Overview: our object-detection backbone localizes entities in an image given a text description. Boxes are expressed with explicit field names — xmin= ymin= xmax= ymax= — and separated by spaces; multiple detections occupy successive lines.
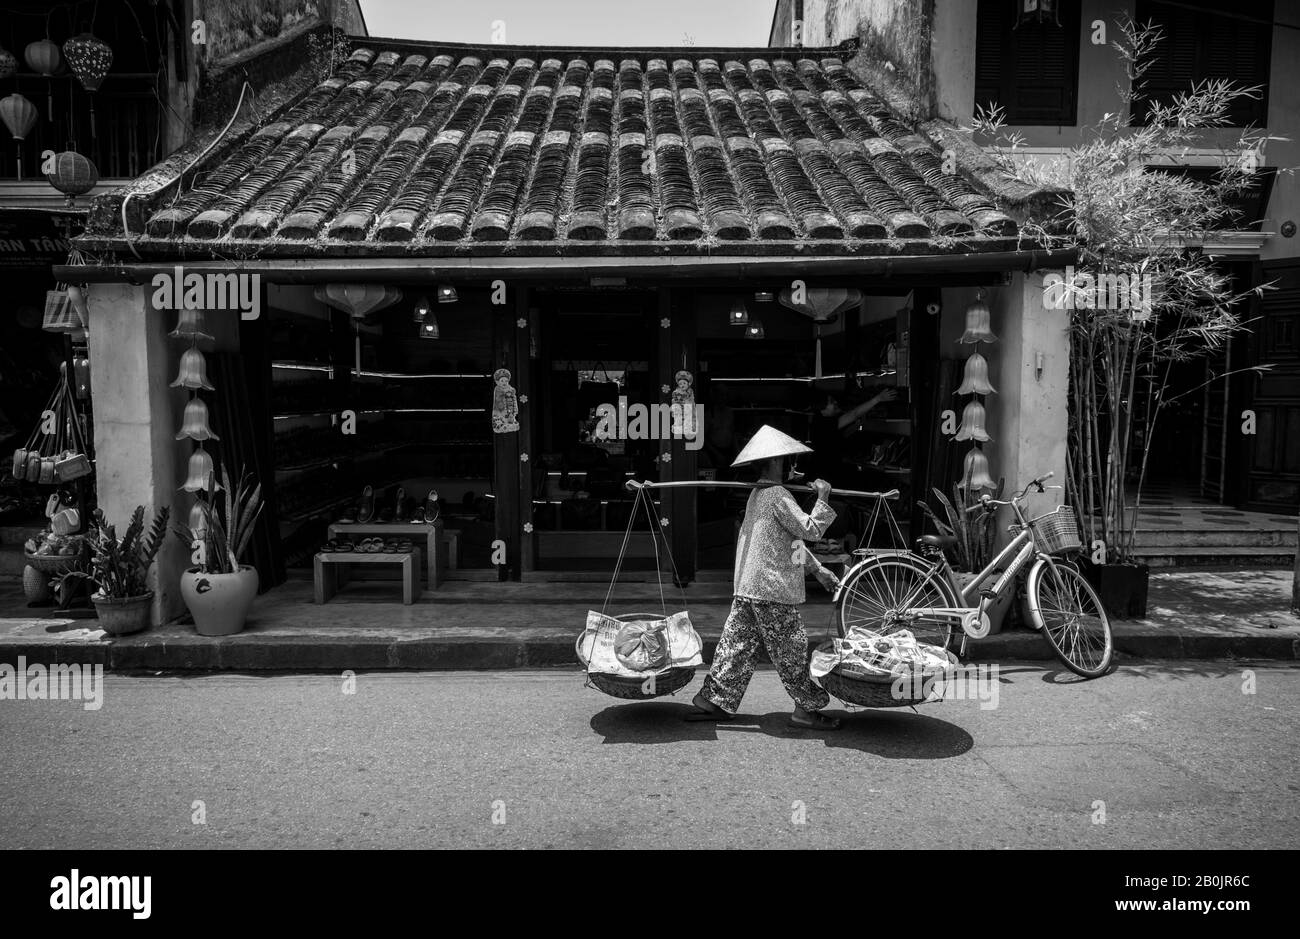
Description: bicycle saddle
xmin=917 ymin=534 xmax=958 ymax=550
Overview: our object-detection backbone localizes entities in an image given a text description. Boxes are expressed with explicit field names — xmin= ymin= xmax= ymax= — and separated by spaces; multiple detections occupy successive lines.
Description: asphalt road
xmin=1 ymin=663 xmax=1297 ymax=849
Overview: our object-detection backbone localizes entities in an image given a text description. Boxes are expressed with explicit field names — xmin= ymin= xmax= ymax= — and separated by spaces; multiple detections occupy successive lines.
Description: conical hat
xmin=731 ymin=425 xmax=813 ymax=467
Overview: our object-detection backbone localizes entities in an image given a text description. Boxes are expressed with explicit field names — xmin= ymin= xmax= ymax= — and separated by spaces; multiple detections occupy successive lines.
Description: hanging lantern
xmin=957 ymin=289 xmax=998 ymax=344
xmin=171 ymin=347 xmax=214 ymax=390
xmin=436 ymin=284 xmax=458 ymax=304
xmin=175 ymin=398 xmax=220 ymax=442
xmin=188 ymin=498 xmax=208 ymax=538
xmin=745 ymin=321 xmax=765 ymax=340
xmin=955 ymin=400 xmax=991 ymax=442
xmin=25 ymin=40 xmax=62 ymax=120
xmin=779 ymin=286 xmax=861 ymax=379
xmin=418 ymin=317 xmax=439 ymax=340
xmin=45 ymin=151 xmax=99 ymax=206
xmin=1 ymin=94 xmax=37 ymax=181
xmin=729 ymin=298 xmax=749 ymax=326
xmin=169 ymin=308 xmax=213 ymax=342
xmin=955 ymin=351 xmax=997 ymax=395
xmin=313 ymin=283 xmax=403 ymax=319
xmin=959 ymin=447 xmax=997 ymax=491
xmin=180 ymin=448 xmax=217 ymax=493
xmin=0 ymin=45 xmax=18 ymax=80
xmin=63 ymin=33 xmax=113 ymax=139
xmin=412 ymin=295 xmax=431 ymax=322
xmin=63 ymin=33 xmax=112 ymax=91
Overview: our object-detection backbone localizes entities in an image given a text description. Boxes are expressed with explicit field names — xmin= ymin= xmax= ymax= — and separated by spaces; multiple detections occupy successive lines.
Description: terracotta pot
xmin=92 ymin=591 xmax=153 ymax=635
xmin=181 ymin=565 xmax=258 ymax=636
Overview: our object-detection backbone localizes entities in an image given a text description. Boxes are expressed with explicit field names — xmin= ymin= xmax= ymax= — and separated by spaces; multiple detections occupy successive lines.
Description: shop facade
xmin=63 ymin=39 xmax=1074 ymax=625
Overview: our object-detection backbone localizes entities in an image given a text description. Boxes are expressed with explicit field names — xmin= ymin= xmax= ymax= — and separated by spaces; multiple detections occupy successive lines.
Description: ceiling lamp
xmin=754 ymin=290 xmax=774 ymax=303
xmin=419 ymin=317 xmax=440 ymax=340
xmin=413 ymin=295 xmax=431 ymax=322
xmin=729 ymin=298 xmax=749 ymax=326
xmin=744 ymin=321 xmax=765 ymax=340
xmin=436 ymin=284 xmax=458 ymax=304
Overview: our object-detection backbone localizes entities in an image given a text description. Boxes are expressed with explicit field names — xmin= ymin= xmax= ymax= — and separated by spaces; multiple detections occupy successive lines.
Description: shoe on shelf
xmin=394 ymin=486 xmax=409 ymax=522
xmin=424 ymin=489 xmax=441 ymax=524
xmin=356 ymin=485 xmax=375 ymax=523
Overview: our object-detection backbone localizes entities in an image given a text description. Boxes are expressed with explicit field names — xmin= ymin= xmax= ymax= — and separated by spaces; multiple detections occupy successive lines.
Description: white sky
xmin=358 ymin=0 xmax=776 ymax=47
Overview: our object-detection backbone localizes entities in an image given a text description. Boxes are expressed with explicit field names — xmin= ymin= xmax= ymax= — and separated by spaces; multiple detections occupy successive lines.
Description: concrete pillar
xmin=85 ymin=283 xmax=186 ymax=625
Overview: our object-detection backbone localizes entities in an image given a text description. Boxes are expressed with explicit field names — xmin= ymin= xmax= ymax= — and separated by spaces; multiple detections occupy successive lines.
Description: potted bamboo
xmin=972 ymin=16 xmax=1272 ymax=618
xmin=919 ymin=479 xmax=1013 ymax=633
xmin=70 ymin=505 xmax=171 ymax=635
xmin=174 ymin=464 xmax=263 ymax=637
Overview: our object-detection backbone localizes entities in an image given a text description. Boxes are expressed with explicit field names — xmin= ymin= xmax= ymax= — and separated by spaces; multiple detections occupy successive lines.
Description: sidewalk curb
xmin=0 ymin=625 xmax=1296 ymax=671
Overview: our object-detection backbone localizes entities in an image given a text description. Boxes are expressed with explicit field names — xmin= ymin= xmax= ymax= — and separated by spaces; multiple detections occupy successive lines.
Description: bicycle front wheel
xmin=1026 ymin=560 xmax=1113 ymax=678
xmin=836 ymin=556 xmax=958 ymax=649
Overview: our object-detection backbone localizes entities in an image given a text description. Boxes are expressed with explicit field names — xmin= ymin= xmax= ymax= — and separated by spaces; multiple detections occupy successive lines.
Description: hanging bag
xmin=575 ymin=484 xmax=703 ymax=699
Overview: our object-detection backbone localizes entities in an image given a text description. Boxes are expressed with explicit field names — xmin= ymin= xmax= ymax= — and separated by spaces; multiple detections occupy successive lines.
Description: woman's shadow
xmin=588 ymin=700 xmax=973 ymax=758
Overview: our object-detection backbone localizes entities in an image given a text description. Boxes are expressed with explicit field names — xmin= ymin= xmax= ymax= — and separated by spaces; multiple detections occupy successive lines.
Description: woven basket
xmin=820 ymin=650 xmax=960 ymax=708
xmin=1027 ymin=505 xmax=1082 ymax=556
xmin=587 ymin=667 xmax=696 ymax=700
xmin=24 ymin=552 xmax=78 ymax=574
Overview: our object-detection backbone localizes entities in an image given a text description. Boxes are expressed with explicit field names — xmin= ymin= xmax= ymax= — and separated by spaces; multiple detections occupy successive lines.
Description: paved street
xmin=1 ymin=662 xmax=1297 ymax=849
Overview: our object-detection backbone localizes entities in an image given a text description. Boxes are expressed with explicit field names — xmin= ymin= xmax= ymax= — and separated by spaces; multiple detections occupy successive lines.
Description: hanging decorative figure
xmin=491 ymin=368 xmax=520 ymax=433
xmin=684 ymin=425 xmax=844 ymax=731
xmin=670 ymin=369 xmax=695 ymax=439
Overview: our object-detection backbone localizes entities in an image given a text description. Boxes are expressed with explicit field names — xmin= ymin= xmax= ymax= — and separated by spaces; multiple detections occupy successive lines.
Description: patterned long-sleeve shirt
xmin=733 ymin=484 xmax=837 ymax=605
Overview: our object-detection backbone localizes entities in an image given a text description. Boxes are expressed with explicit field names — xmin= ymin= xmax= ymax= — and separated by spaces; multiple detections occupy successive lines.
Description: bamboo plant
xmin=173 ymin=464 xmax=264 ymax=575
xmin=919 ymin=477 xmax=1005 ymax=573
xmin=971 ymin=15 xmax=1281 ymax=564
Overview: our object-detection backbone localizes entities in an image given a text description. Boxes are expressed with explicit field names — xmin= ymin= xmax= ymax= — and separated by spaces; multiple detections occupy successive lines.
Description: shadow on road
xmin=589 ymin=702 xmax=974 ymax=758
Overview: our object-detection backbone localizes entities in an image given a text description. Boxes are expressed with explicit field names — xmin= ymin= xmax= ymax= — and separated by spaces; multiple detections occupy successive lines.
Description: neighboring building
xmin=770 ymin=0 xmax=1300 ymax=513
xmin=60 ymin=27 xmax=1079 ymax=625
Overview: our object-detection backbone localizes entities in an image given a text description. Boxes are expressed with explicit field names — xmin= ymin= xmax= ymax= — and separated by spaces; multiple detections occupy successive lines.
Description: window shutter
xmin=974 ymin=0 xmax=1080 ymax=125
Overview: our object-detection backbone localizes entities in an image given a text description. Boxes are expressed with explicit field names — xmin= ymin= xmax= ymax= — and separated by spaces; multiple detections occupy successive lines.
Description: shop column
xmin=85 ymin=283 xmax=187 ymax=625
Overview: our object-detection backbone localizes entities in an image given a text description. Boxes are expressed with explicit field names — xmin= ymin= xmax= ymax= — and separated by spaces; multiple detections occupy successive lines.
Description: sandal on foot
xmin=788 ymin=710 xmax=843 ymax=731
xmin=683 ymin=692 xmax=733 ymax=722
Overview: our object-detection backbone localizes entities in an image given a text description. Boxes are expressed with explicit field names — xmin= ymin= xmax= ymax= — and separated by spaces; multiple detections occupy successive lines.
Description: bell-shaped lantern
xmin=958 ymin=447 xmax=997 ymax=491
xmin=0 ymin=46 xmax=17 ymax=80
xmin=169 ymin=308 xmax=213 ymax=342
xmin=188 ymin=498 xmax=209 ymax=538
xmin=175 ymin=398 xmax=220 ymax=442
xmin=955 ymin=351 xmax=996 ymax=395
xmin=954 ymin=400 xmax=991 ymax=442
xmin=180 ymin=447 xmax=216 ymax=493
xmin=957 ymin=290 xmax=998 ymax=344
xmin=171 ymin=347 xmax=214 ymax=390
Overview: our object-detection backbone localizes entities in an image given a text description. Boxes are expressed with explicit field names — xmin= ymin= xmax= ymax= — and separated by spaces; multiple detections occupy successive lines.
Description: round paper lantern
xmin=0 ymin=46 xmax=17 ymax=80
xmin=63 ymin=33 xmax=112 ymax=92
xmin=25 ymin=39 xmax=61 ymax=76
xmin=46 ymin=151 xmax=99 ymax=205
xmin=0 ymin=94 xmax=38 ymax=140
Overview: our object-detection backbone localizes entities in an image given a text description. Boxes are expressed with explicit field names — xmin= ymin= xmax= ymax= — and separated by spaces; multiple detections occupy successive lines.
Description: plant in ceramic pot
xmin=173 ymin=464 xmax=263 ymax=637
xmin=70 ymin=505 xmax=170 ymax=635
xmin=919 ymin=479 xmax=1014 ymax=633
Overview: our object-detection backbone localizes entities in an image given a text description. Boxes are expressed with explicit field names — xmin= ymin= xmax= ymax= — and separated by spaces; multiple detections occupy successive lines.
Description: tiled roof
xmin=137 ymin=43 xmax=1024 ymax=255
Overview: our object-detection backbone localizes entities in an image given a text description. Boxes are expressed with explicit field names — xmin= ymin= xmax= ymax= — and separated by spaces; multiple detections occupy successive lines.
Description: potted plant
xmin=971 ymin=16 xmax=1274 ymax=618
xmin=71 ymin=505 xmax=170 ymax=635
xmin=173 ymin=464 xmax=263 ymax=636
xmin=919 ymin=479 xmax=1013 ymax=633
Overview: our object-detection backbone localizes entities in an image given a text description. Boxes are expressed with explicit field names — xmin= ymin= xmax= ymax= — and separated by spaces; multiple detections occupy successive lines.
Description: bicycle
xmin=831 ymin=472 xmax=1113 ymax=678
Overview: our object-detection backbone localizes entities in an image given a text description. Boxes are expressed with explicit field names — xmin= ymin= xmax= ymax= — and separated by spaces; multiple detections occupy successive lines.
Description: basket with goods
xmin=9 ymin=367 xmax=93 ymax=485
xmin=811 ymin=628 xmax=958 ymax=708
xmin=23 ymin=530 xmax=85 ymax=573
xmin=576 ymin=484 xmax=703 ymax=700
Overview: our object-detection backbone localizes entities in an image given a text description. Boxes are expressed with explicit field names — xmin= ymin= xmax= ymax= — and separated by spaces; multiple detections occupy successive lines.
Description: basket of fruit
xmin=24 ymin=532 xmax=84 ymax=573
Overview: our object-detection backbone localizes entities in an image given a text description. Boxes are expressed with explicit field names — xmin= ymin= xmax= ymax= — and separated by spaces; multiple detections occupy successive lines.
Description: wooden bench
xmin=314 ymin=549 xmax=420 ymax=605
xmin=329 ymin=521 xmax=444 ymax=587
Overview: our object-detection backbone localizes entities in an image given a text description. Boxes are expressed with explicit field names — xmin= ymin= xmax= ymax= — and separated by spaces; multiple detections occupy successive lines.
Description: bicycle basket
xmin=1026 ymin=505 xmax=1082 ymax=556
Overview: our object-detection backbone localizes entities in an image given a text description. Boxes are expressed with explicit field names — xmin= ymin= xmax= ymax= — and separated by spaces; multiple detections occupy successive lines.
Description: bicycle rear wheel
xmin=836 ymin=555 xmax=957 ymax=649
xmin=1026 ymin=560 xmax=1113 ymax=677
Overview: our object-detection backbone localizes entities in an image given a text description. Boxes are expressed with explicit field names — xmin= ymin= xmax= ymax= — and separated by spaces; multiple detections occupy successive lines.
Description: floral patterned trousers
xmin=699 ymin=597 xmax=831 ymax=714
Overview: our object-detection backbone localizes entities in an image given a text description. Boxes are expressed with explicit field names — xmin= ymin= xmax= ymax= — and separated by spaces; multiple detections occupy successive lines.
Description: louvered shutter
xmin=974 ymin=0 xmax=1080 ymax=125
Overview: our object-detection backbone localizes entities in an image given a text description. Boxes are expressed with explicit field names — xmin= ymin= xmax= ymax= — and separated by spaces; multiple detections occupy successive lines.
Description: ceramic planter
xmin=1083 ymin=561 xmax=1149 ymax=620
xmin=181 ymin=565 xmax=258 ymax=636
xmin=92 ymin=592 xmax=153 ymax=635
xmin=953 ymin=570 xmax=1014 ymax=635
